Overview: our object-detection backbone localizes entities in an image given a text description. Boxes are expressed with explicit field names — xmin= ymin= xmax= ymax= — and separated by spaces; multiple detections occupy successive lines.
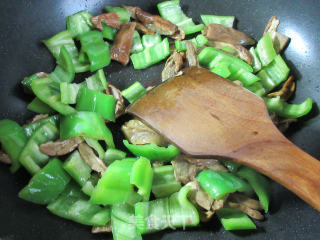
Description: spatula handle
xmin=228 ymin=140 xmax=320 ymax=211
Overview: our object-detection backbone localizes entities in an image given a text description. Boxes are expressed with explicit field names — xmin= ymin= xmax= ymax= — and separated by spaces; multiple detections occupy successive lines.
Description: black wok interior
xmin=0 ymin=0 xmax=319 ymax=239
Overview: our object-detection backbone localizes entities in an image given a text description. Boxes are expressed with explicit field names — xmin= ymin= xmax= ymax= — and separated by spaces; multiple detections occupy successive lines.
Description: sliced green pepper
xmin=23 ymin=115 xmax=59 ymax=138
xmin=197 ymin=170 xmax=252 ymax=199
xmin=60 ymin=111 xmax=114 ymax=148
xmin=84 ymin=68 xmax=108 ymax=92
xmin=79 ymin=30 xmax=111 ymax=72
xmin=121 ymin=81 xmax=146 ymax=103
xmin=60 ymin=82 xmax=81 ymax=104
xmin=47 ymin=181 xmax=111 ymax=226
xmin=131 ymin=31 xmax=144 ymax=54
xmin=246 ymin=81 xmax=266 ymax=97
xmin=19 ymin=122 xmax=59 ymax=175
xmin=102 ymin=23 xmax=117 ymax=41
xmin=265 ymin=96 xmax=313 ymax=118
xmin=19 ymin=158 xmax=70 ymax=204
xmin=157 ymin=0 xmax=204 ymax=34
xmin=152 ymin=165 xmax=181 ymax=198
xmin=249 ymin=47 xmax=262 ymax=73
xmin=112 ymin=213 xmax=142 ymax=240
xmin=130 ymin=38 xmax=170 ymax=69
xmin=130 ymin=157 xmax=153 ymax=201
xmin=21 ymin=73 xmax=42 ymax=93
xmin=67 ymin=10 xmax=93 ymax=38
xmin=142 ymin=34 xmax=162 ymax=49
xmin=256 ymin=33 xmax=277 ymax=66
xmin=0 ymin=120 xmax=27 ymax=172
xmin=90 ymin=158 xmax=137 ymax=205
xmin=63 ymin=150 xmax=91 ymax=187
xmin=237 ymin=166 xmax=271 ymax=212
xmin=81 ymin=173 xmax=99 ymax=196
xmin=216 ymin=208 xmax=256 ymax=230
xmin=123 ymin=140 xmax=180 ymax=162
xmin=111 ymin=203 xmax=136 ymax=224
xmin=200 ymin=14 xmax=235 ymax=27
xmin=31 ymin=77 xmax=76 ymax=115
xmin=76 ymin=87 xmax=116 ymax=121
xmin=84 ymin=137 xmax=105 ymax=159
xmin=104 ymin=148 xmax=126 ymax=165
xmin=27 ymin=97 xmax=55 ymax=114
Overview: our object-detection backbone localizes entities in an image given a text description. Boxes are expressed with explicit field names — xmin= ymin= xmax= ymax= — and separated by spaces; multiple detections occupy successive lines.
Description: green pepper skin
xmin=123 ymin=140 xmax=180 ymax=162
xmin=23 ymin=115 xmax=59 ymax=138
xmin=197 ymin=170 xmax=252 ymax=199
xmin=76 ymin=87 xmax=116 ymax=121
xmin=60 ymin=111 xmax=114 ymax=148
xmin=19 ymin=122 xmax=59 ymax=175
xmin=47 ymin=181 xmax=111 ymax=226
xmin=0 ymin=120 xmax=28 ymax=173
xmin=66 ymin=10 xmax=93 ymax=38
xmin=216 ymin=208 xmax=256 ymax=230
xmin=19 ymin=158 xmax=71 ymax=204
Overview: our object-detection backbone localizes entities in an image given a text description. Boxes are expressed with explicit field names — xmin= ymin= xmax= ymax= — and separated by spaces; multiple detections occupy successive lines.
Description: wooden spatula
xmin=127 ymin=67 xmax=320 ymax=211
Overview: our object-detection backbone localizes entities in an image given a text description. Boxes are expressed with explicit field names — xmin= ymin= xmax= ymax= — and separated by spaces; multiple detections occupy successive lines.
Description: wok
xmin=0 ymin=0 xmax=319 ymax=239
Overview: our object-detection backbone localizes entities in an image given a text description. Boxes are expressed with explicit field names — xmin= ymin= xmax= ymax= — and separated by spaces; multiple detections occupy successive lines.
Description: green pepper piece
xmin=79 ymin=30 xmax=111 ymax=72
xmin=130 ymin=157 xmax=153 ymax=201
xmin=256 ymin=33 xmax=277 ymax=66
xmin=47 ymin=181 xmax=111 ymax=226
xmin=90 ymin=158 xmax=137 ymax=205
xmin=157 ymin=0 xmax=204 ymax=35
xmin=221 ymin=160 xmax=241 ymax=173
xmin=60 ymin=82 xmax=81 ymax=104
xmin=249 ymin=47 xmax=262 ymax=73
xmin=81 ymin=173 xmax=99 ymax=196
xmin=19 ymin=122 xmax=59 ymax=175
xmin=200 ymin=14 xmax=235 ymax=27
xmin=104 ymin=148 xmax=126 ymax=165
xmin=105 ymin=6 xmax=130 ymax=23
xmin=67 ymin=10 xmax=93 ymax=38
xmin=130 ymin=38 xmax=170 ymax=69
xmin=111 ymin=214 xmax=142 ymax=240
xmin=84 ymin=137 xmax=105 ymax=159
xmin=152 ymin=165 xmax=181 ymax=198
xmin=228 ymin=68 xmax=260 ymax=87
xmin=21 ymin=73 xmax=41 ymax=93
xmin=216 ymin=208 xmax=256 ymax=230
xmin=63 ymin=150 xmax=91 ymax=187
xmin=168 ymin=185 xmax=199 ymax=227
xmin=210 ymin=62 xmax=231 ymax=78
xmin=121 ymin=81 xmax=146 ymax=103
xmin=123 ymin=140 xmax=180 ymax=162
xmin=197 ymin=170 xmax=252 ymax=199
xmin=0 ymin=120 xmax=27 ymax=173
xmin=246 ymin=81 xmax=266 ymax=97
xmin=131 ymin=31 xmax=144 ymax=54
xmin=135 ymin=198 xmax=170 ymax=234
xmin=76 ymin=87 xmax=116 ymax=121
xmin=111 ymin=203 xmax=136 ymax=224
xmin=237 ymin=166 xmax=271 ymax=212
xmin=142 ymin=34 xmax=162 ymax=49
xmin=31 ymin=77 xmax=76 ymax=115
xmin=265 ymin=96 xmax=313 ymax=118
xmin=27 ymin=97 xmax=55 ymax=114
xmin=175 ymin=34 xmax=208 ymax=51
xmin=84 ymin=69 xmax=108 ymax=92
xmin=101 ymin=23 xmax=117 ymax=41
xmin=19 ymin=158 xmax=70 ymax=204
xmin=23 ymin=115 xmax=59 ymax=138
xmin=60 ymin=111 xmax=114 ymax=148
xmin=198 ymin=47 xmax=253 ymax=73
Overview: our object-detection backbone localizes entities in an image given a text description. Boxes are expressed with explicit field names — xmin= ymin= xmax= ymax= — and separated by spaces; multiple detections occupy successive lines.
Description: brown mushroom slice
xmin=40 ymin=137 xmax=83 ymax=156
xmin=91 ymin=12 xmax=121 ymax=31
xmin=161 ymin=51 xmax=184 ymax=82
xmin=185 ymin=41 xmax=199 ymax=68
xmin=78 ymin=143 xmax=107 ymax=174
xmin=170 ymin=27 xmax=185 ymax=41
xmin=135 ymin=7 xmax=178 ymax=36
xmin=111 ymin=22 xmax=136 ymax=66
xmin=267 ymin=75 xmax=295 ymax=101
xmin=121 ymin=119 xmax=166 ymax=146
xmin=0 ymin=151 xmax=11 ymax=164
xmin=226 ymin=201 xmax=264 ymax=220
xmin=172 ymin=155 xmax=227 ymax=184
xmin=263 ymin=16 xmax=290 ymax=53
xmin=134 ymin=21 xmax=155 ymax=35
xmin=122 ymin=5 xmax=137 ymax=19
xmin=106 ymin=84 xmax=125 ymax=118
xmin=202 ymin=23 xmax=256 ymax=46
xmin=207 ymin=40 xmax=253 ymax=65
xmin=92 ymin=221 xmax=112 ymax=233
xmin=229 ymin=193 xmax=263 ymax=210
xmin=270 ymin=113 xmax=297 ymax=133
xmin=212 ymin=195 xmax=228 ymax=211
